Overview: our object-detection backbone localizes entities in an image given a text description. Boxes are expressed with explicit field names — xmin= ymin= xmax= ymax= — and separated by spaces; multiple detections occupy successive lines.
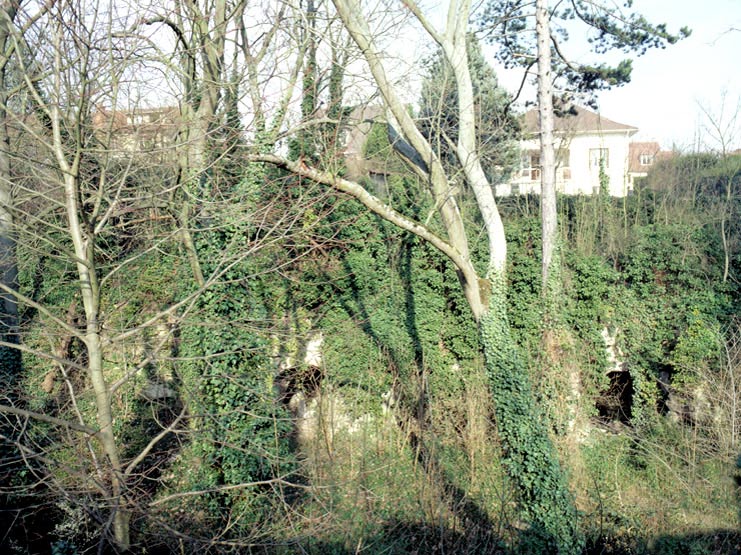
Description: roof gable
xmin=628 ymin=141 xmax=673 ymax=172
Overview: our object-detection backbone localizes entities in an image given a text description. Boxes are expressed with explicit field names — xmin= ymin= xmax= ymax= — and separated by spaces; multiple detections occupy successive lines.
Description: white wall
xmin=500 ymin=130 xmax=635 ymax=197
xmin=567 ymin=131 xmax=633 ymax=196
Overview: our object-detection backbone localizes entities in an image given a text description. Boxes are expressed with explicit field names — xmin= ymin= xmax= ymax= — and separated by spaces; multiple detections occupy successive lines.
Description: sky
xmin=491 ymin=0 xmax=741 ymax=152
xmin=597 ymin=0 xmax=741 ymax=151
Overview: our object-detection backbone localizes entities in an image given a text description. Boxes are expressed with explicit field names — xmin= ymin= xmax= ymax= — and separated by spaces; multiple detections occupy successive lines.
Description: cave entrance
xmin=596 ymin=371 xmax=633 ymax=424
xmin=275 ymin=364 xmax=323 ymax=415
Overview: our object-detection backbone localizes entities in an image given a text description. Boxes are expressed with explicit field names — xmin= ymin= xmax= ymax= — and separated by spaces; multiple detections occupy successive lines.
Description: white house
xmin=497 ymin=106 xmax=639 ymax=197
xmin=626 ymin=141 xmax=673 ymax=189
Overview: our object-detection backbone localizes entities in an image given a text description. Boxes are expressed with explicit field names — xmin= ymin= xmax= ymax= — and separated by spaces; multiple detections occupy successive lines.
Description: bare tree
xmin=0 ymin=0 xmax=298 ymax=548
xmin=252 ymin=0 xmax=583 ymax=550
xmin=0 ymin=0 xmax=47 ymax=387
xmin=0 ymin=0 xmax=181 ymax=546
xmin=0 ymin=1 xmax=18 ymax=386
xmin=535 ymin=0 xmax=557 ymax=296
xmin=698 ymin=93 xmax=741 ymax=283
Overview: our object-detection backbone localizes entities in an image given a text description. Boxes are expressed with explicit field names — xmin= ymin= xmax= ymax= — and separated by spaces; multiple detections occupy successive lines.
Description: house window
xmin=556 ymin=149 xmax=570 ymax=180
xmin=639 ymin=153 xmax=654 ymax=166
xmin=126 ymin=114 xmax=146 ymax=125
xmin=589 ymin=148 xmax=609 ymax=169
xmin=521 ymin=151 xmax=540 ymax=181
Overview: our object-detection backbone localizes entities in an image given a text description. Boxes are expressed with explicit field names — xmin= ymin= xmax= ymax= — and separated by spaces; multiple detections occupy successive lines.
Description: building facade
xmin=497 ymin=107 xmax=639 ymax=197
xmin=91 ymin=106 xmax=181 ymax=158
xmin=626 ymin=141 xmax=674 ymax=189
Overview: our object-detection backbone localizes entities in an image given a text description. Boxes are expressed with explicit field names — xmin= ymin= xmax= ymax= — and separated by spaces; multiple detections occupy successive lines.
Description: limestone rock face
xmin=601 ymin=326 xmax=627 ymax=375
xmin=303 ymin=332 xmax=323 ymax=368
xmin=293 ymin=392 xmax=379 ymax=445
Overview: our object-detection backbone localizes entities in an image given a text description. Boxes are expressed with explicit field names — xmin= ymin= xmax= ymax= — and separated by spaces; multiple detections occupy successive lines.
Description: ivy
xmin=670 ymin=309 xmax=722 ymax=379
xmin=481 ymin=273 xmax=583 ymax=554
xmin=174 ymin=164 xmax=297 ymax=533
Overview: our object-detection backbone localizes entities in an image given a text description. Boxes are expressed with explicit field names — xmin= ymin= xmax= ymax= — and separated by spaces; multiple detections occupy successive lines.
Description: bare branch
xmin=124 ymin=406 xmax=187 ymax=477
xmin=250 ymin=152 xmax=479 ymax=288
xmin=0 ymin=404 xmax=98 ymax=435
xmin=149 ymin=476 xmax=301 ymax=507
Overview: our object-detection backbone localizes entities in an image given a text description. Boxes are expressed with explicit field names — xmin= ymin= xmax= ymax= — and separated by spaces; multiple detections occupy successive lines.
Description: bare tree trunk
xmin=45 ymin=8 xmax=131 ymax=538
xmin=0 ymin=1 xmax=18 ymax=383
xmin=312 ymin=3 xmax=583 ymax=551
xmin=697 ymin=97 xmax=739 ymax=284
xmin=0 ymin=101 xmax=18 ymax=378
xmin=445 ymin=10 xmax=508 ymax=277
xmin=300 ymin=0 xmax=318 ymax=156
xmin=332 ymin=0 xmax=484 ymax=319
xmin=721 ymin=169 xmax=736 ymax=283
xmin=722 ymin=215 xmax=730 ymax=283
xmin=54 ymin=122 xmax=131 ymax=549
xmin=536 ymin=0 xmax=558 ymax=294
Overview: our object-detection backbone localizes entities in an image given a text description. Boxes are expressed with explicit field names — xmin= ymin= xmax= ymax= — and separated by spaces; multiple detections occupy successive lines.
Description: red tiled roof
xmin=628 ymin=141 xmax=673 ymax=173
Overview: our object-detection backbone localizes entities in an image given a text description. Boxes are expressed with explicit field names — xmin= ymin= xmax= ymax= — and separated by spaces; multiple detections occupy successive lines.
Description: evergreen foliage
xmin=418 ymin=35 xmax=521 ymax=185
xmin=7 ymin=141 xmax=741 ymax=553
xmin=175 ymin=166 xmax=297 ymax=535
xmin=479 ymin=0 xmax=690 ymax=105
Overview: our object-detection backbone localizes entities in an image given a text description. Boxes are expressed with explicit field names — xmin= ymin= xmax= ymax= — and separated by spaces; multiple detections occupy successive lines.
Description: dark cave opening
xmin=596 ymin=370 xmax=634 ymax=424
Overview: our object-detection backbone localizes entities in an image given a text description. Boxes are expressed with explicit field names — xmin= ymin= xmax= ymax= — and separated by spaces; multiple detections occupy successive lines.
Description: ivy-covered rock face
xmin=8 ymin=104 xmax=739 ymax=555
